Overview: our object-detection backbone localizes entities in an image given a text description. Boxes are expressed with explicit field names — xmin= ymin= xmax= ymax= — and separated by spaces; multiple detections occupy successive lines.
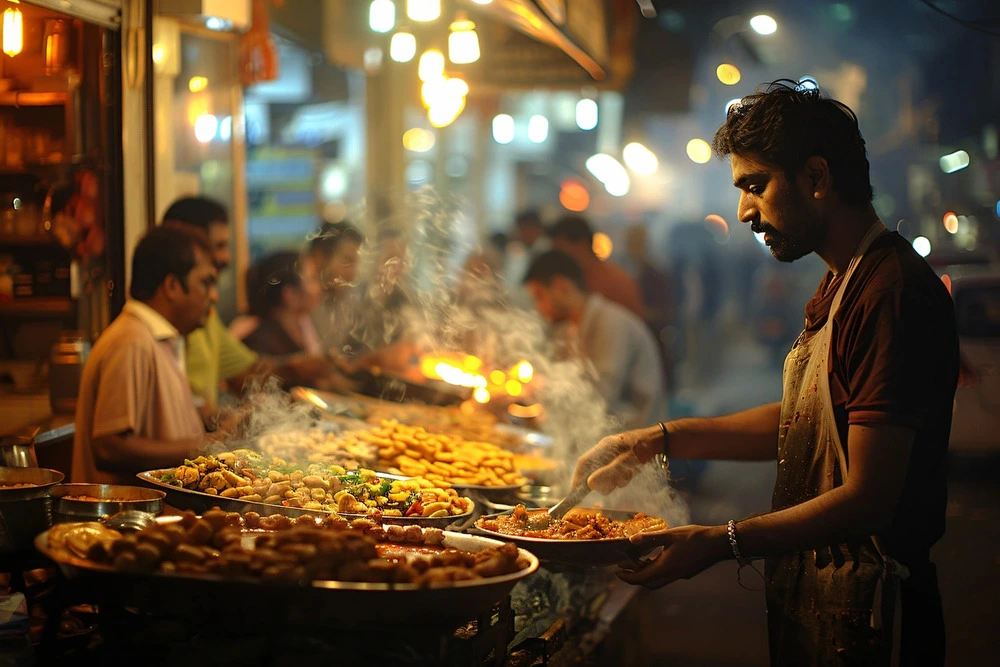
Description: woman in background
xmin=242 ymin=251 xmax=324 ymax=357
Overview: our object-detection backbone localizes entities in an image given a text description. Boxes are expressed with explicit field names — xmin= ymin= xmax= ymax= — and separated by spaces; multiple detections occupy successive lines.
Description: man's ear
xmin=161 ymin=274 xmax=183 ymax=302
xmin=802 ymin=156 xmax=832 ymax=200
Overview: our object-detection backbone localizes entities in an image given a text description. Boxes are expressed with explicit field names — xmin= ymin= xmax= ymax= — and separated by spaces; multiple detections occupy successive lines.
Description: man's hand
xmin=617 ymin=525 xmax=729 ymax=589
xmin=572 ymin=426 xmax=660 ymax=494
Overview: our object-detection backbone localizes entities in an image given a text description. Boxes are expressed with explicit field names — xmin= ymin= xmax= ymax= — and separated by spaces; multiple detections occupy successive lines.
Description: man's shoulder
xmin=853 ymin=233 xmax=950 ymax=305
xmin=86 ymin=314 xmax=157 ymax=369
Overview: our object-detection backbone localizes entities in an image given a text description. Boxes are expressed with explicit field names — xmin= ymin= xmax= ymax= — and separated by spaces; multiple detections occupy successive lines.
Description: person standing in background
xmin=625 ymin=224 xmax=676 ymax=397
xmin=548 ymin=215 xmax=645 ymax=318
xmin=303 ymin=221 xmax=364 ymax=358
xmin=503 ymin=210 xmax=551 ymax=308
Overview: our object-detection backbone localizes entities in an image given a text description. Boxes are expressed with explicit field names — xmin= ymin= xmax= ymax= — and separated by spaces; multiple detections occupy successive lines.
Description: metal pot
xmin=0 ymin=466 xmax=65 ymax=554
xmin=49 ymin=330 xmax=90 ymax=414
xmin=50 ymin=483 xmax=165 ymax=523
xmin=0 ymin=434 xmax=38 ymax=468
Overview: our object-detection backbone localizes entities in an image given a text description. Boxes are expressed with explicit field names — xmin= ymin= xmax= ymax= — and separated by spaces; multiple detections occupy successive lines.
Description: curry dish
xmin=476 ymin=504 xmax=667 ymax=540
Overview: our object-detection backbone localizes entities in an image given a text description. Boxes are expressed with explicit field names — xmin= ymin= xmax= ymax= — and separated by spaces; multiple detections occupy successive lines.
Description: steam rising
xmin=220 ymin=187 xmax=688 ymax=526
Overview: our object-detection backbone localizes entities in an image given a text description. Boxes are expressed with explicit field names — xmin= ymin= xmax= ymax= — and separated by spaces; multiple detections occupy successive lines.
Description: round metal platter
xmin=472 ymin=508 xmax=653 ymax=566
xmin=136 ymin=470 xmax=477 ymax=529
xmin=34 ymin=527 xmax=539 ymax=629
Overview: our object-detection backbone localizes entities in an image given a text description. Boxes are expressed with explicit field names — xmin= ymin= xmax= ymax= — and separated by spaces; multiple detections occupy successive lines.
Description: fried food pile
xmin=162 ymin=451 xmax=472 ymax=518
xmin=71 ymin=509 xmax=529 ymax=585
xmin=371 ymin=420 xmax=526 ymax=488
xmin=364 ymin=403 xmax=525 ymax=450
xmin=476 ymin=504 xmax=667 ymax=540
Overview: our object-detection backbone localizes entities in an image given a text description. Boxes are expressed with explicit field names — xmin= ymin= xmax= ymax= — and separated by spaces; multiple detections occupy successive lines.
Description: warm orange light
xmin=559 ymin=179 xmax=590 ymax=212
xmin=473 ymin=387 xmax=491 ymax=404
xmin=941 ymin=273 xmax=952 ymax=295
xmin=505 ymin=380 xmax=523 ymax=397
xmin=489 ymin=370 xmax=506 ymax=385
xmin=943 ymin=212 xmax=959 ymax=234
xmin=188 ymin=76 xmax=209 ymax=93
xmin=716 ymin=63 xmax=741 ymax=85
xmin=3 ymin=7 xmax=24 ymax=57
xmin=514 ymin=361 xmax=533 ymax=383
xmin=592 ymin=232 xmax=613 ymax=261
xmin=704 ymin=214 xmax=730 ymax=241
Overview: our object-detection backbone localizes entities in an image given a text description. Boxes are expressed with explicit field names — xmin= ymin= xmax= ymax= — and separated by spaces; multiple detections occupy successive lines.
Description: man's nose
xmin=737 ymin=194 xmax=758 ymax=224
xmin=209 ymin=285 xmax=219 ymax=304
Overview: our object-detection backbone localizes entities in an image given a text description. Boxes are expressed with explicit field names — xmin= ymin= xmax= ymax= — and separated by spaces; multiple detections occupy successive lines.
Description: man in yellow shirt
xmin=163 ymin=197 xmax=337 ymax=421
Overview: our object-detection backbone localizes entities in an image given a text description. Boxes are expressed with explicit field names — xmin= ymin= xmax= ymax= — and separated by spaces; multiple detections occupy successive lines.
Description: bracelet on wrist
xmin=654 ymin=422 xmax=670 ymax=475
xmin=727 ymin=519 xmax=751 ymax=567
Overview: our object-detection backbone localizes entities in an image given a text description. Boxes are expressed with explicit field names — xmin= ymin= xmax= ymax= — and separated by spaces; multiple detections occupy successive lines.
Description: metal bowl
xmin=0 ymin=434 xmax=39 ymax=468
xmin=50 ymin=484 xmax=165 ymax=523
xmin=0 ymin=466 xmax=65 ymax=553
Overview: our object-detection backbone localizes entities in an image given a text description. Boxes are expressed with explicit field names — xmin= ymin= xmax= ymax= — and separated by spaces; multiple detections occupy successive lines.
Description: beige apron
xmin=765 ymin=221 xmax=907 ymax=666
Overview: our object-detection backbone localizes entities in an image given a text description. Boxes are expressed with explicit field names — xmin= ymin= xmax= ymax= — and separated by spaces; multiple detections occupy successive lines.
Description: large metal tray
xmin=136 ymin=469 xmax=477 ymax=529
xmin=472 ymin=508 xmax=652 ymax=566
xmin=34 ymin=527 xmax=539 ymax=629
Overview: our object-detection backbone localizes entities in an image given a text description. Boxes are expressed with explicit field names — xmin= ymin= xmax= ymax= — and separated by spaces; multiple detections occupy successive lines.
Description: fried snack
xmin=370 ymin=420 xmax=527 ymax=488
xmin=161 ymin=452 xmax=472 ymax=518
xmin=476 ymin=504 xmax=667 ymax=540
xmin=80 ymin=509 xmax=529 ymax=585
xmin=47 ymin=522 xmax=122 ymax=560
xmin=364 ymin=404 xmax=525 ymax=450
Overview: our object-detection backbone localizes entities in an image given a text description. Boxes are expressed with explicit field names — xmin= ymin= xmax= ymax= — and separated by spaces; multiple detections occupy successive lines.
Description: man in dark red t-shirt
xmin=570 ymin=80 xmax=957 ymax=666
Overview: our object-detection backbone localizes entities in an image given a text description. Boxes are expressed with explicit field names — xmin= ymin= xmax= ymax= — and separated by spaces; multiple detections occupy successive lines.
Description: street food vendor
xmin=572 ymin=81 xmax=957 ymax=666
xmin=71 ymin=225 xmax=215 ymax=483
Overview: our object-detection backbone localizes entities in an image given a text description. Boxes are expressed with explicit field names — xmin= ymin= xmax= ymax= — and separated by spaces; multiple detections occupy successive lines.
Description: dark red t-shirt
xmin=801 ymin=231 xmax=958 ymax=565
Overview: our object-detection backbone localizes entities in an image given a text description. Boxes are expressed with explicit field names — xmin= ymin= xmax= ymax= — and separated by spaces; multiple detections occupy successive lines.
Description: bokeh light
xmin=912 ymin=236 xmax=932 ymax=257
xmin=716 ymin=64 xmax=741 ymax=86
xmin=943 ymin=212 xmax=959 ymax=234
xmin=402 ymin=128 xmax=435 ymax=153
xmin=749 ymin=14 xmax=777 ymax=35
xmin=686 ymin=138 xmax=712 ymax=164
xmin=592 ymin=232 xmax=614 ymax=261
xmin=559 ymin=179 xmax=590 ymax=212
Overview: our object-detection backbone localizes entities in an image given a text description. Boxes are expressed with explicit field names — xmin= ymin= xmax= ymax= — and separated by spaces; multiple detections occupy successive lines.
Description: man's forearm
xmin=733 ymin=484 xmax=883 ymax=559
xmin=661 ymin=402 xmax=781 ymax=461
xmin=93 ymin=433 xmax=202 ymax=473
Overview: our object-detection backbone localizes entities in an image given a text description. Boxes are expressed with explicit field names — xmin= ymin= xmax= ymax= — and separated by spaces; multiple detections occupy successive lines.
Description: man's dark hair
xmin=514 ymin=209 xmax=542 ymax=229
xmin=162 ymin=196 xmax=230 ymax=231
xmin=129 ymin=224 xmax=211 ymax=301
xmin=246 ymin=251 xmax=303 ymax=318
xmin=523 ymin=250 xmax=587 ymax=292
xmin=548 ymin=215 xmax=595 ymax=245
xmin=488 ymin=231 xmax=508 ymax=254
xmin=307 ymin=221 xmax=363 ymax=258
xmin=712 ymin=79 xmax=873 ymax=208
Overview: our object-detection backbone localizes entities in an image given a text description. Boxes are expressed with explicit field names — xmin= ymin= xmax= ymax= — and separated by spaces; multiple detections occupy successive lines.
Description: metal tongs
xmin=526 ymin=481 xmax=591 ymax=530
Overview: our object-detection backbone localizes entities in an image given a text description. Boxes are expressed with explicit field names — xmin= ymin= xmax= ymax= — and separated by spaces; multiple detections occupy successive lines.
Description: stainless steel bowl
xmin=0 ymin=434 xmax=39 ymax=468
xmin=50 ymin=484 xmax=165 ymax=523
xmin=0 ymin=466 xmax=65 ymax=553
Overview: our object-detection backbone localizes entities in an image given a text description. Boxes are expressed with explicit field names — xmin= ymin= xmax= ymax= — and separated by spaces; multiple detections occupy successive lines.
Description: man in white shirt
xmin=72 ymin=225 xmax=216 ymax=483
xmin=524 ymin=250 xmax=668 ymax=429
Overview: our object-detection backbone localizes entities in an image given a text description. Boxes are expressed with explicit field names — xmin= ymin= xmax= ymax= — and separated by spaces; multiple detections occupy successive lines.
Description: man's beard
xmin=752 ymin=219 xmax=816 ymax=263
